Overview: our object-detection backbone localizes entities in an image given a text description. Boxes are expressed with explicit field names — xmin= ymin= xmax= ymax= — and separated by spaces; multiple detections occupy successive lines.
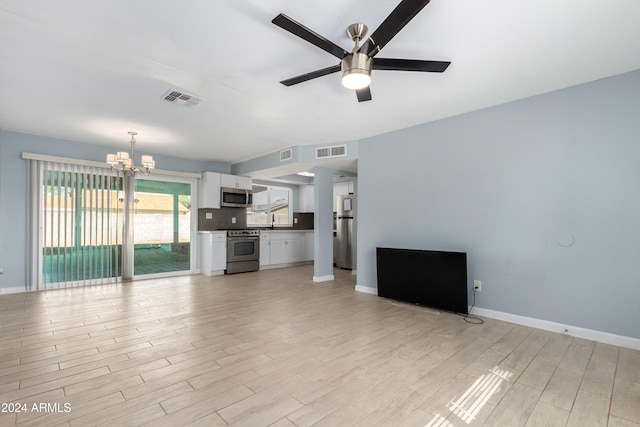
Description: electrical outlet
xmin=474 ymin=280 xmax=482 ymax=292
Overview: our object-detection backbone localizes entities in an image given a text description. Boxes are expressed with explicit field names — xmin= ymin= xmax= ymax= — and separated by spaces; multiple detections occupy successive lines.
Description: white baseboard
xmin=471 ymin=307 xmax=640 ymax=351
xmin=355 ymin=285 xmax=377 ymax=295
xmin=0 ymin=287 xmax=28 ymax=295
xmin=313 ymin=274 xmax=334 ymax=283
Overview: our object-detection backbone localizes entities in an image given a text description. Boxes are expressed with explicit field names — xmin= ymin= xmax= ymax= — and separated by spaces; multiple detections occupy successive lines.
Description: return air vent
xmin=316 ymin=147 xmax=331 ymax=159
xmin=316 ymin=144 xmax=347 ymax=159
xmin=280 ymin=148 xmax=292 ymax=162
xmin=331 ymin=145 xmax=346 ymax=157
xmin=162 ymin=89 xmax=202 ymax=107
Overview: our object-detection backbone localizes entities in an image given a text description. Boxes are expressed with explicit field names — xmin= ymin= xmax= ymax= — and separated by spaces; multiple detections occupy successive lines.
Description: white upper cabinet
xmin=334 ymin=181 xmax=350 ymax=196
xmin=298 ymin=184 xmax=314 ymax=213
xmin=202 ymin=172 xmax=252 ymax=208
xmin=220 ymin=174 xmax=252 ymax=190
xmin=202 ymin=172 xmax=221 ymax=208
xmin=300 ymin=181 xmax=355 ymax=212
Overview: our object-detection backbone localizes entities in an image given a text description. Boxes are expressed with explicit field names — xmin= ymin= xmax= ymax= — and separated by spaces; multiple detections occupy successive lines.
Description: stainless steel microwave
xmin=220 ymin=187 xmax=253 ymax=208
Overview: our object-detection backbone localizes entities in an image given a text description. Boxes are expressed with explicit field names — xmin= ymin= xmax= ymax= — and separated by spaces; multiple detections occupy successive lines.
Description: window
xmin=247 ymin=185 xmax=292 ymax=227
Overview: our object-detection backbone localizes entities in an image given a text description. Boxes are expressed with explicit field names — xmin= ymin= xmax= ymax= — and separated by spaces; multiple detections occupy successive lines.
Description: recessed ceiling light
xmin=297 ymin=172 xmax=314 ymax=177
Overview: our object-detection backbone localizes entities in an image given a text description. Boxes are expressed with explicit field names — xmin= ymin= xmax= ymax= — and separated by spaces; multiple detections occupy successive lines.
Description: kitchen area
xmin=198 ymin=171 xmax=355 ymax=277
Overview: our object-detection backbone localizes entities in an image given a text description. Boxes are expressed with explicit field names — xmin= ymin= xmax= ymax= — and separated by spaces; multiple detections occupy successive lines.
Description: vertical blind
xmin=32 ymin=160 xmax=123 ymax=289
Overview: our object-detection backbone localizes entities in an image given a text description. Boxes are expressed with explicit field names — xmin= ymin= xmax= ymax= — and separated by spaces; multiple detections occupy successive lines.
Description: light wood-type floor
xmin=1 ymin=265 xmax=639 ymax=426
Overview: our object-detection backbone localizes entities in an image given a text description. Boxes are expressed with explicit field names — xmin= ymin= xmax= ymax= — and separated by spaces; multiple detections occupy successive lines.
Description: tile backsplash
xmin=198 ymin=208 xmax=314 ymax=231
xmin=292 ymin=212 xmax=313 ymax=230
xmin=198 ymin=207 xmax=247 ymax=231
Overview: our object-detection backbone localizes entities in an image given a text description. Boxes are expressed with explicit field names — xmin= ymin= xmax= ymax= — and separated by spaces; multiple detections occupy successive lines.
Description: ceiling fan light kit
xmin=341 ymin=22 xmax=372 ymax=90
xmin=341 ymin=53 xmax=372 ymax=89
xmin=272 ymin=0 xmax=450 ymax=102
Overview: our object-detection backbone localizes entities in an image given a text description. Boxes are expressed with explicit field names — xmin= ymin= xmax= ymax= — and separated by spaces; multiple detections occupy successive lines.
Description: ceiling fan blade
xmin=360 ymin=0 xmax=431 ymax=57
xmin=272 ymin=14 xmax=348 ymax=59
xmin=373 ymin=58 xmax=450 ymax=72
xmin=356 ymin=87 xmax=372 ymax=102
xmin=280 ymin=64 xmax=341 ymax=86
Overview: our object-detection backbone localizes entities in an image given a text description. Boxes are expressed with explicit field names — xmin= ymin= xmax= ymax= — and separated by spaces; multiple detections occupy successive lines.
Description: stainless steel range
xmin=226 ymin=229 xmax=260 ymax=274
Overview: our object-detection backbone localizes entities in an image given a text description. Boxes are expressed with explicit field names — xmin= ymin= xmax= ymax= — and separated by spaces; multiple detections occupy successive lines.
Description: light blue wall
xmin=0 ymin=131 xmax=230 ymax=290
xmin=232 ymin=140 xmax=359 ymax=176
xmin=232 ymin=146 xmax=301 ymax=176
xmin=357 ymin=69 xmax=640 ymax=339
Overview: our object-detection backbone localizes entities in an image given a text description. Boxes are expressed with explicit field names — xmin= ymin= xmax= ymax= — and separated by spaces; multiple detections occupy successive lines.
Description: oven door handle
xmin=227 ymin=237 xmax=259 ymax=242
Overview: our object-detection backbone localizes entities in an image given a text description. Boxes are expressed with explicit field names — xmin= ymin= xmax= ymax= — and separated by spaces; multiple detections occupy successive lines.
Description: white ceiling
xmin=1 ymin=0 xmax=639 ymax=172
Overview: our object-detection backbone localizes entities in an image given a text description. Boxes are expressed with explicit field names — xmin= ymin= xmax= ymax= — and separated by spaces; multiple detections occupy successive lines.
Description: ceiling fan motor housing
xmin=341 ymin=52 xmax=372 ymax=89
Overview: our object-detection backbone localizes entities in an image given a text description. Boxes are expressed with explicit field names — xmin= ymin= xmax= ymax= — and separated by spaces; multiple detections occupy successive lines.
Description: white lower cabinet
xmin=212 ymin=235 xmax=227 ymax=271
xmin=287 ymin=238 xmax=302 ymax=263
xmin=202 ymin=230 xmax=313 ymax=274
xmin=201 ymin=232 xmax=227 ymax=276
xmin=272 ymin=232 xmax=303 ymax=264
xmin=269 ymin=239 xmax=287 ymax=265
xmin=260 ymin=231 xmax=313 ymax=268
xmin=259 ymin=231 xmax=270 ymax=266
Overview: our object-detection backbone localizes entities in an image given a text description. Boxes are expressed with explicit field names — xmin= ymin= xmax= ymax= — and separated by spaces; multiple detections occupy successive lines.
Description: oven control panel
xmin=227 ymin=230 xmax=260 ymax=237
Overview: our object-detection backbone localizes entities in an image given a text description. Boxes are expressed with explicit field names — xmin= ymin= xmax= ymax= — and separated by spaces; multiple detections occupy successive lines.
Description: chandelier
xmin=106 ymin=131 xmax=155 ymax=176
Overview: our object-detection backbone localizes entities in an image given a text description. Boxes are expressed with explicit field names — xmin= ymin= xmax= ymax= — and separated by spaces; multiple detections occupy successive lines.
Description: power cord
xmin=459 ymin=287 xmax=484 ymax=324
xmin=387 ymin=292 xmax=484 ymax=324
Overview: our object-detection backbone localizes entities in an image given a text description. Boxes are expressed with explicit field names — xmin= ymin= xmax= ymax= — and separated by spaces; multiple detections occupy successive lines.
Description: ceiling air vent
xmin=162 ymin=89 xmax=202 ymax=107
xmin=316 ymin=147 xmax=331 ymax=159
xmin=331 ymin=145 xmax=347 ymax=157
xmin=280 ymin=148 xmax=292 ymax=162
xmin=316 ymin=144 xmax=347 ymax=159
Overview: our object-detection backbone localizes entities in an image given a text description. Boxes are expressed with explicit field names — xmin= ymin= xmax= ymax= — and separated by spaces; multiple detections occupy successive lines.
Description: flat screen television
xmin=376 ymin=247 xmax=468 ymax=314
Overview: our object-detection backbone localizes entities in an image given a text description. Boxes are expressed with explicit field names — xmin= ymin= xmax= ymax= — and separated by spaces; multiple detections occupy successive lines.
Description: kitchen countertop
xmin=258 ymin=229 xmax=313 ymax=232
xmin=198 ymin=228 xmax=313 ymax=233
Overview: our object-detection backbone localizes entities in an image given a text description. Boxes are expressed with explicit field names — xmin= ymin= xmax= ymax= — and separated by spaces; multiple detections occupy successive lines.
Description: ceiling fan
xmin=272 ymin=0 xmax=451 ymax=102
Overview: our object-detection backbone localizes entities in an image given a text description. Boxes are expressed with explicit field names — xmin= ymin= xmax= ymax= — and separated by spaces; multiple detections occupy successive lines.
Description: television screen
xmin=376 ymin=247 xmax=468 ymax=314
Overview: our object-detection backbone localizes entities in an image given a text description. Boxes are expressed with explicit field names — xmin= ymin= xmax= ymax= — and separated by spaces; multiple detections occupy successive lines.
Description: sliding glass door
xmin=39 ymin=163 xmax=123 ymax=288
xmin=132 ymin=177 xmax=193 ymax=277
xmin=32 ymin=159 xmax=196 ymax=289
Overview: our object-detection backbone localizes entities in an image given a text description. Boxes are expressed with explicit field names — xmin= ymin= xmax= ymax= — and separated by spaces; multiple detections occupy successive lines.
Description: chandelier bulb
xmin=106 ymin=131 xmax=154 ymax=175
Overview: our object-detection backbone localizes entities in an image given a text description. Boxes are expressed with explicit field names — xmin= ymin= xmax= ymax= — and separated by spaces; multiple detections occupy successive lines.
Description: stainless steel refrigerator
xmin=335 ymin=194 xmax=354 ymax=269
